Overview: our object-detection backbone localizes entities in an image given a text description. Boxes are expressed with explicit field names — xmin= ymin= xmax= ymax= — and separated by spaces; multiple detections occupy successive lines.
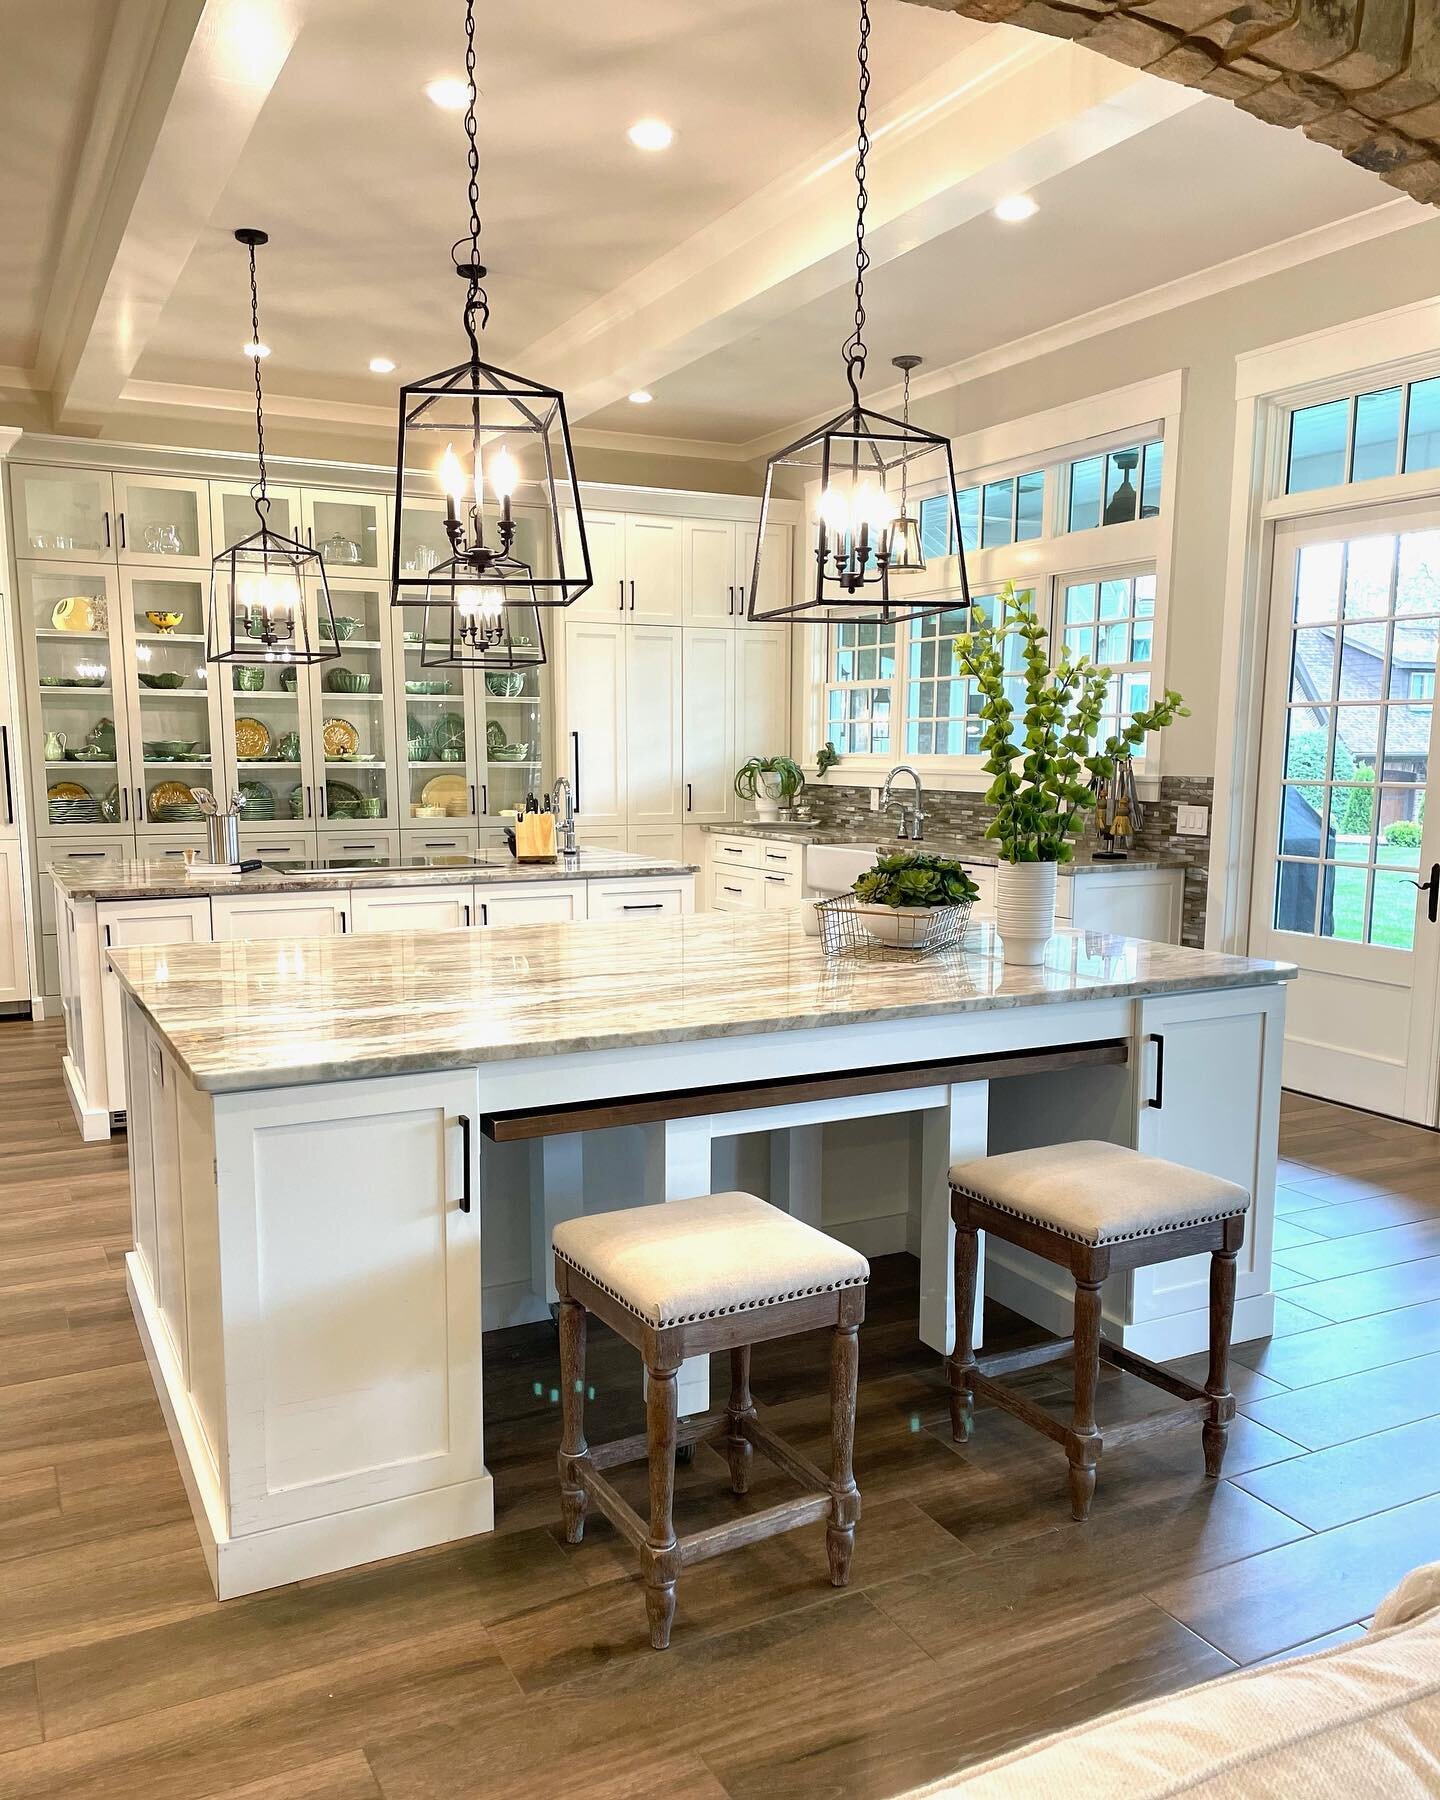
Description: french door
xmin=1250 ymin=499 xmax=1440 ymax=1122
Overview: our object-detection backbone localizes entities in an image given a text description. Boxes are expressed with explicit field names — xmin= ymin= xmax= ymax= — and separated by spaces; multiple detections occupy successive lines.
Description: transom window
xmin=1286 ymin=376 xmax=1440 ymax=495
xmin=1066 ymin=440 xmax=1164 ymax=532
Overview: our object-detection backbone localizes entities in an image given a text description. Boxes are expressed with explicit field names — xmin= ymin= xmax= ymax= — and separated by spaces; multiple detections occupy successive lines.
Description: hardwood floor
xmin=0 ymin=1020 xmax=1437 ymax=1797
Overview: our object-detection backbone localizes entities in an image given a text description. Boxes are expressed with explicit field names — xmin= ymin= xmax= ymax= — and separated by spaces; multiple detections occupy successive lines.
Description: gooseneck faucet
xmin=881 ymin=764 xmax=926 ymax=842
xmin=551 ymin=775 xmax=578 ymax=857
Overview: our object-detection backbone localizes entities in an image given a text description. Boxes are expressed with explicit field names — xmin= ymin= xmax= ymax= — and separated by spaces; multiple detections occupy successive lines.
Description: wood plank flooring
xmin=0 ymin=1022 xmax=1437 ymax=1797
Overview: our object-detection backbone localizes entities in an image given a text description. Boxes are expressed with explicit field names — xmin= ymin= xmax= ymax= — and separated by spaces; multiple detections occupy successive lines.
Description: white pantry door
xmin=1249 ymin=501 xmax=1440 ymax=1122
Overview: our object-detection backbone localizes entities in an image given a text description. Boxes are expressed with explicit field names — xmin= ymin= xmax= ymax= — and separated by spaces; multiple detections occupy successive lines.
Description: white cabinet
xmin=626 ymin=626 xmax=683 ymax=833
xmin=401 ymin=826 xmax=481 ymax=859
xmin=623 ymin=515 xmax=683 ymax=623
xmin=301 ymin=488 xmax=388 ymax=578
xmin=682 ymin=626 xmax=735 ymax=825
xmin=98 ymin=896 xmax=212 ymax=1113
xmin=682 ymin=520 xmax=742 ymax=624
xmin=351 ymin=884 xmax=475 ymax=933
xmin=478 ymin=882 xmax=586 ymax=926
xmin=735 ymin=625 xmax=790 ymax=765
xmin=563 ymin=618 xmax=628 ymax=830
xmin=113 ymin=474 xmax=211 ymax=568
xmin=0 ymin=840 xmax=28 ymax=1004
xmin=628 ymin=825 xmax=685 ymax=862
xmin=712 ymin=866 xmax=762 ymax=911
xmin=211 ymin=892 xmax=351 ymax=939
xmin=588 ymin=874 xmax=694 ymax=919
xmin=210 ymin=481 xmax=304 ymax=556
xmin=738 ymin=520 xmax=792 ymax=623
xmin=10 ymin=465 xmax=115 ymax=559
xmin=563 ymin=508 xmax=626 ymax=619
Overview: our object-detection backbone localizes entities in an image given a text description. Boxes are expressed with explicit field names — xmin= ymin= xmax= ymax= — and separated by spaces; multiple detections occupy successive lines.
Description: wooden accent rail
xmin=480 ymin=1038 xmax=1128 ymax=1141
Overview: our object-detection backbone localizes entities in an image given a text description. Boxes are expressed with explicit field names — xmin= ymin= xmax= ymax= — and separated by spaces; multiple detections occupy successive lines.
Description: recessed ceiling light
xmin=627 ymin=119 xmax=674 ymax=152
xmin=425 ymin=77 xmax=469 ymax=111
xmin=993 ymin=194 xmax=1038 ymax=223
xmin=242 ymin=340 xmax=270 ymax=358
xmin=628 ymin=389 xmax=653 ymax=405
xmin=368 ymin=356 xmax=396 ymax=374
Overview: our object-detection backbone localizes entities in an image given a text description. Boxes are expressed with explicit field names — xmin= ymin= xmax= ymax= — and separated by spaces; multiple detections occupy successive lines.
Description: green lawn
xmin=1329 ymin=842 xmax=1423 ymax=949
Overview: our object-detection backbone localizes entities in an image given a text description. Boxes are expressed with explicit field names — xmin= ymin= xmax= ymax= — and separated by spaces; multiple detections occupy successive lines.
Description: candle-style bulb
xmin=489 ymin=447 xmax=519 ymax=502
xmin=439 ymin=444 xmax=467 ymax=504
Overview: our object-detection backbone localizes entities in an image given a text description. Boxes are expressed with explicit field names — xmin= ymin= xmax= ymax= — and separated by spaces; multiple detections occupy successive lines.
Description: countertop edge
xmin=50 ymin=857 xmax=699 ymax=901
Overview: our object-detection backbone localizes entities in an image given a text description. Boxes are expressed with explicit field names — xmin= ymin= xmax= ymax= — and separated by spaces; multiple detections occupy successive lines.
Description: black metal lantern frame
xmin=417 ymin=555 xmax=546 ymax=670
xmin=747 ymin=0 xmax=970 ymax=627
xmin=390 ymin=0 xmax=591 ymax=616
xmin=208 ymin=228 xmax=340 ymax=667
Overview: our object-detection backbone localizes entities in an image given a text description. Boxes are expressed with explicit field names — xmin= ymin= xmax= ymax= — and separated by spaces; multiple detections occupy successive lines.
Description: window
xmin=824 ymin=619 xmax=896 ymax=755
xmin=1286 ymin=375 xmax=1440 ymax=495
xmin=1061 ymin=572 xmax=1156 ymax=747
xmin=902 ymin=592 xmax=1028 ymax=757
xmin=917 ymin=468 xmax=1044 ymax=554
xmin=1407 ymin=668 xmax=1436 ymax=710
xmin=1066 ymin=440 xmax=1163 ymax=532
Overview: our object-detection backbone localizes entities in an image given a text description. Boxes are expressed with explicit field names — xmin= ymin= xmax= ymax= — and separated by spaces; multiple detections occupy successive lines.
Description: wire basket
xmin=815 ymin=892 xmax=975 ymax=959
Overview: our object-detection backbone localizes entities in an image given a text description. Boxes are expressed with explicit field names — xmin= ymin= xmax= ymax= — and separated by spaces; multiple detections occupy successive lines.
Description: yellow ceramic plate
xmin=322 ymin=716 xmax=359 ymax=757
xmin=234 ymin=716 xmax=272 ymax=761
xmin=420 ymin=774 xmax=469 ymax=818
xmin=51 ymin=596 xmax=97 ymax=633
xmin=147 ymin=780 xmax=194 ymax=809
xmin=47 ymin=780 xmax=91 ymax=800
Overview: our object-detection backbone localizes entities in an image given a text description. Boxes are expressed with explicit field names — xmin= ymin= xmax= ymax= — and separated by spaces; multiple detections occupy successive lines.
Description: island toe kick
xmin=117 ymin=952 xmax=1287 ymax=1599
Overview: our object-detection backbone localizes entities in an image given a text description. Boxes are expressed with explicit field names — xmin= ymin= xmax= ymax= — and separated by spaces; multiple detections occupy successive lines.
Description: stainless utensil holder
xmin=207 ymin=814 xmax=240 ymax=865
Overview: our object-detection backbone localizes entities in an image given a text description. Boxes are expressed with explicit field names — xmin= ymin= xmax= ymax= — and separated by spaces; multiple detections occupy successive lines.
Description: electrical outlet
xmin=1175 ymin=803 xmax=1209 ymax=837
xmin=870 ymin=787 xmax=883 ymax=813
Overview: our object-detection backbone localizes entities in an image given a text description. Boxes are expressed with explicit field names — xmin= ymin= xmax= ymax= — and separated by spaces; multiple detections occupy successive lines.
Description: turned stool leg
xmin=1068 ymin=1279 xmax=1103 ymax=1521
xmin=827 ymin=1323 xmax=861 ymax=1587
xmin=557 ymin=1298 xmax=588 ymax=1544
xmin=642 ymin=1363 xmax=680 ymax=1649
xmin=1203 ymin=1248 xmax=1239 ymax=1478
xmin=949 ymin=1208 xmax=979 ymax=1442
xmin=725 ymin=1346 xmax=755 ymax=1494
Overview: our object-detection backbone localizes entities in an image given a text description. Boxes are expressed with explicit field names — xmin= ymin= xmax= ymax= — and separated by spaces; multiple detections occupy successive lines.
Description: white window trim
xmin=796 ymin=373 xmax=1184 ymax=794
xmin=1212 ymin=297 xmax=1440 ymax=957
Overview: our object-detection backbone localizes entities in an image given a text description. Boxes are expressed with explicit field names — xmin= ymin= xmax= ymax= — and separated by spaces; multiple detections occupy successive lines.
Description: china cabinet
xmin=301 ymin=488 xmax=388 ymax=577
xmin=112 ymin=474 xmax=211 ymax=567
xmin=11 ymin=466 xmax=115 ymax=560
xmin=209 ymin=480 xmax=303 ymax=555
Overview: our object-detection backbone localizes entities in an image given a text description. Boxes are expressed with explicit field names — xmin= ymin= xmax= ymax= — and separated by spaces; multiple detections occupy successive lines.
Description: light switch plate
xmin=870 ymin=788 xmax=883 ymax=812
xmin=1176 ymin=803 xmax=1209 ymax=837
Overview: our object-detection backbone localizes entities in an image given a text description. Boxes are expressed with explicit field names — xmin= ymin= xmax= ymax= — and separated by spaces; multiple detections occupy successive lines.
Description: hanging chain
xmin=247 ymin=239 xmax=270 ymax=520
xmin=842 ymin=0 xmax=871 ymax=404
xmin=453 ymin=0 xmax=489 ymax=368
xmin=899 ymin=359 xmax=911 ymax=514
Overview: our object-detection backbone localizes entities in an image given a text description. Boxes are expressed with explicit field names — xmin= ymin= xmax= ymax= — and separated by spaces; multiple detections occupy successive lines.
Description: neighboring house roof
xmin=1290 ymin=626 xmax=1434 ymax=764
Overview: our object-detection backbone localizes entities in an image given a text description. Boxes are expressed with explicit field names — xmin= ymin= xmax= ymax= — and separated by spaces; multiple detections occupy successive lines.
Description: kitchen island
xmin=52 ymin=848 xmax=696 ymax=1139
xmin=107 ymin=910 xmax=1292 ymax=1598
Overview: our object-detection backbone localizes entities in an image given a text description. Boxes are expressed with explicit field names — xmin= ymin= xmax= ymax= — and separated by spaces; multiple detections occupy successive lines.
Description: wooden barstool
xmin=553 ymin=1191 xmax=869 ymax=1649
xmin=946 ymin=1141 xmax=1248 ymax=1519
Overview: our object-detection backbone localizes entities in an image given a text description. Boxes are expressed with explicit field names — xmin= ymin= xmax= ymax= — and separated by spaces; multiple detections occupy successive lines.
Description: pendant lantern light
xmin=417 ymin=573 xmax=546 ymax=672
xmin=887 ymin=354 xmax=927 ymax=573
xmin=390 ymin=0 xmax=591 ymax=637
xmin=207 ymin=229 xmax=340 ymax=667
xmin=746 ymin=0 xmax=969 ymax=626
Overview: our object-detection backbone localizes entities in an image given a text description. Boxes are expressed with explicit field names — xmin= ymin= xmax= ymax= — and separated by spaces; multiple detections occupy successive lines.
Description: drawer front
xmin=587 ymin=877 xmax=692 ymax=920
xmin=401 ymin=826 xmax=480 ymax=858
xmin=751 ymin=840 xmax=802 ymax=879
xmin=711 ymin=866 xmax=762 ymax=911
xmin=319 ymin=830 xmax=401 ymax=863
xmin=350 ymin=884 xmax=474 ymax=933
xmin=709 ymin=835 xmax=751 ymax=873
xmin=135 ymin=831 xmax=206 ymax=866
xmin=238 ymin=829 xmax=317 ymax=863
xmin=760 ymin=870 xmax=801 ymax=909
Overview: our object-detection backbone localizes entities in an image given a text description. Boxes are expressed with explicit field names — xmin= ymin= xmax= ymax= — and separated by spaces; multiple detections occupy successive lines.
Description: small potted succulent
xmin=851 ymin=851 xmax=980 ymax=948
xmin=734 ymin=754 xmax=805 ymax=821
xmin=954 ymin=582 xmax=1188 ymax=965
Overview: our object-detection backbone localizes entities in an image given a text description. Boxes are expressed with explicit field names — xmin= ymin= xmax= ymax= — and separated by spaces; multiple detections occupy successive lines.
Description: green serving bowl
xmin=138 ymin=671 xmax=187 ymax=690
xmin=324 ymin=668 xmax=372 ymax=693
xmin=279 ymin=666 xmax=299 ymax=691
xmin=484 ymin=671 xmax=525 ymax=698
xmin=320 ymin=615 xmax=359 ymax=642
xmin=233 ymin=665 xmax=266 ymax=692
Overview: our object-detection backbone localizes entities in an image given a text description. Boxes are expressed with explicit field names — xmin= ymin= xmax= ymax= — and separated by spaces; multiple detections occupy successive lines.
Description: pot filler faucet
xmin=881 ymin=764 xmax=926 ymax=842
xmin=551 ymin=775 xmax=578 ymax=857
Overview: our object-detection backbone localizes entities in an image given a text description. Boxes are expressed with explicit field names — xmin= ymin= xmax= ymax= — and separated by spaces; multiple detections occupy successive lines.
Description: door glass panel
xmin=218 ymin=489 xmax=296 ymax=548
xmin=231 ymin=634 xmax=308 ymax=829
xmin=311 ymin=496 xmax=384 ymax=573
xmin=29 ymin=569 xmax=121 ymax=828
xmin=396 ymin=498 xmax=452 ymax=577
xmin=319 ymin=586 xmax=390 ymax=824
xmin=123 ymin=482 xmax=202 ymax=558
xmin=17 ymin=469 xmax=110 ymax=555
xmin=1271 ymin=526 xmax=1437 ymax=949
xmin=130 ymin=576 xmax=216 ymax=827
xmin=402 ymin=611 xmax=472 ymax=822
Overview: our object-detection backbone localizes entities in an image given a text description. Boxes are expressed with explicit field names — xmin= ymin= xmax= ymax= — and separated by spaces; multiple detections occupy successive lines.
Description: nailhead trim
xmin=552 ymin=1246 xmax=868 ymax=1329
xmin=950 ymin=1181 xmax=1248 ymax=1248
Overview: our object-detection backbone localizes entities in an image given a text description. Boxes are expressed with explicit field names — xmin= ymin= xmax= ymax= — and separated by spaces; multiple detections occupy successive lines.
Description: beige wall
xmin=907 ymin=214 xmax=1440 ymax=776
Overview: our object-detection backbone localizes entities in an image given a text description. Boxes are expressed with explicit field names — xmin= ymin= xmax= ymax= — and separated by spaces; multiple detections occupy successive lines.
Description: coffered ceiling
xmin=0 ymin=0 xmax=1424 ymax=461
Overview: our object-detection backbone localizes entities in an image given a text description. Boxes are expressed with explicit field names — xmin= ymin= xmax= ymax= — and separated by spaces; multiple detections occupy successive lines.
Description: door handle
xmin=135 ymin=787 xmax=144 ymax=822
xmin=117 ymin=513 xmax=127 ymax=550
xmin=469 ymin=784 xmax=476 ymax=816
xmin=1414 ymin=863 xmax=1440 ymax=925
xmin=457 ymin=1113 xmax=472 ymax=1212
xmin=463 ymin=903 xmax=472 ymax=926
xmin=1146 ymin=1032 xmax=1165 ymax=1110
xmin=728 ymin=585 xmax=735 ymax=617
xmin=102 ymin=511 xmax=111 ymax=549
xmin=738 ymin=585 xmax=746 ymax=614
xmin=304 ymin=785 xmax=312 ymax=818
xmin=120 ymin=786 xmax=130 ymax=821
xmin=0 ymin=725 xmax=12 ymax=827
xmin=618 ymin=579 xmax=624 ymax=612
xmin=571 ymin=731 xmax=581 ymax=813
xmin=629 ymin=579 xmax=636 ymax=611
xmin=339 ymin=910 xmax=348 ymax=933
xmin=686 ymin=782 xmax=693 ymax=813
xmin=481 ymin=782 xmax=488 ymax=815
xmin=623 ymin=902 xmax=665 ymax=911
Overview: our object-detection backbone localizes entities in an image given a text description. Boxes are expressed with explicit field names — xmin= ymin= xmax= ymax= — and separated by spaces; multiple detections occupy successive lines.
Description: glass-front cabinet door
xmin=391 ymin=494 xmax=451 ymax=586
xmin=311 ymin=582 xmax=394 ymax=830
xmin=121 ymin=573 xmax=225 ymax=834
xmin=11 ymin=466 xmax=115 ymax=560
xmin=302 ymin=489 xmax=388 ymax=578
xmin=113 ymin=474 xmax=211 ymax=568
xmin=475 ymin=659 xmax=545 ymax=824
xmin=20 ymin=563 xmax=135 ymax=836
xmin=216 ymin=612 xmax=321 ymax=838
xmin=394 ymin=608 xmax=480 ymax=829
xmin=210 ymin=482 xmax=303 ymax=560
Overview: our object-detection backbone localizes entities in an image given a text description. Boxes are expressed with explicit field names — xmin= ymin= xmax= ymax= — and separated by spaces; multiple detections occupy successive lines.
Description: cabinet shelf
xmin=40 ymin=686 xmax=114 ymax=697
xmin=46 ymin=758 xmax=117 ymax=767
xmin=135 ymin=631 xmax=205 ymax=644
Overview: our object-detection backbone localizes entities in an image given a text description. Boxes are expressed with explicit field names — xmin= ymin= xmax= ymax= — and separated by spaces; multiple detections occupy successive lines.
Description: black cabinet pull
xmin=622 ymin=902 xmax=664 ymax=911
xmin=1147 ymin=1032 xmax=1165 ymax=1110
xmin=120 ymin=786 xmax=129 ymax=821
xmin=722 ymin=884 xmax=742 ymax=895
xmin=571 ymin=731 xmax=581 ymax=813
xmin=117 ymin=513 xmax=127 ymax=550
xmin=617 ymin=579 xmax=624 ymax=611
xmin=0 ymin=725 xmax=12 ymax=827
xmin=686 ymin=782 xmax=693 ymax=813
xmin=728 ymin=585 xmax=735 ymax=616
xmin=102 ymin=511 xmax=111 ymax=548
xmin=629 ymin=579 xmax=636 ymax=611
xmin=463 ymin=903 xmax=471 ymax=926
xmin=458 ymin=1114 xmax=472 ymax=1212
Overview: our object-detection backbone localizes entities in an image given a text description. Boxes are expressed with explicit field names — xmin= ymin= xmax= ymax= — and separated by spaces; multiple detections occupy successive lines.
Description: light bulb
xmin=818 ymin=486 xmax=851 ymax=538
xmin=856 ymin=482 xmax=896 ymax=532
xmin=488 ymin=447 xmax=519 ymax=502
xmin=439 ymin=444 xmax=468 ymax=504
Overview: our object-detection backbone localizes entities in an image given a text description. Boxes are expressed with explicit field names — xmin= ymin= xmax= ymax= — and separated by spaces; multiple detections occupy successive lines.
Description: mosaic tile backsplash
xmin=802 ymin=775 xmax=1215 ymax=948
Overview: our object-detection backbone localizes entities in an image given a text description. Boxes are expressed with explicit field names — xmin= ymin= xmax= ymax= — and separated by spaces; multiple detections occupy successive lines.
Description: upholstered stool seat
xmin=554 ymin=1193 xmax=869 ymax=1649
xmin=946 ymin=1142 xmax=1249 ymax=1521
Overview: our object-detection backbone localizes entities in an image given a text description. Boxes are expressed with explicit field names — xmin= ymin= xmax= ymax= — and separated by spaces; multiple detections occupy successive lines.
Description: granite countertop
xmin=107 ymin=909 xmax=1295 ymax=1096
xmin=49 ymin=849 xmax=697 ymax=902
xmin=703 ymin=820 xmax=1187 ymax=873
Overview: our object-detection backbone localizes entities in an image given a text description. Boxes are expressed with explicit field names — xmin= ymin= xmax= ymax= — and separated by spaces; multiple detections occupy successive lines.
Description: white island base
xmin=113 ymin=917 xmax=1289 ymax=1598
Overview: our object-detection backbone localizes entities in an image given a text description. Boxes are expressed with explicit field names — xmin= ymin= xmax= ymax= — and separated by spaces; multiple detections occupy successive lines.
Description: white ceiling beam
xmin=53 ymin=0 xmax=302 ymax=428
xmin=518 ymin=33 xmax=1203 ymax=430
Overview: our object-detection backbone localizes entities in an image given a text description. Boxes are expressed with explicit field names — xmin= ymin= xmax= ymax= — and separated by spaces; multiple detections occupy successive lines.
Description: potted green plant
xmin=734 ymin=754 xmax=805 ymax=821
xmin=954 ymin=582 xmax=1188 ymax=965
xmin=851 ymin=851 xmax=980 ymax=948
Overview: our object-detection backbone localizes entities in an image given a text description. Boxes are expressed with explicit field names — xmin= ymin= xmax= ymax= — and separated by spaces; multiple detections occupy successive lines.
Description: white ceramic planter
xmin=753 ymin=796 xmax=781 ymax=821
xmin=995 ymin=860 xmax=1058 ymax=965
